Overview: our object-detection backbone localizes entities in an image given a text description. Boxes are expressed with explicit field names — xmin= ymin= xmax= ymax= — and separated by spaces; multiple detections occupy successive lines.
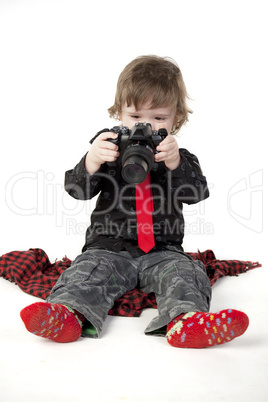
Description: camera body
xmin=107 ymin=123 xmax=168 ymax=184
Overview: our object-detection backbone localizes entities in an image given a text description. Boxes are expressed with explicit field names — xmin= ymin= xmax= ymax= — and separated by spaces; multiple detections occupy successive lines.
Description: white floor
xmin=1 ymin=256 xmax=267 ymax=402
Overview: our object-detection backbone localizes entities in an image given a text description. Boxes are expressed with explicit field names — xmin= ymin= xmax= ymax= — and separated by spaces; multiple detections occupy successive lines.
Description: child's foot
xmin=20 ymin=302 xmax=83 ymax=343
xmin=166 ymin=309 xmax=249 ymax=348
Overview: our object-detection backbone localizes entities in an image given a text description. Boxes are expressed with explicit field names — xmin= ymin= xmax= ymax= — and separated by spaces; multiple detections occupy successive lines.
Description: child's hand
xmin=155 ymin=135 xmax=181 ymax=170
xmin=85 ymin=132 xmax=119 ymax=174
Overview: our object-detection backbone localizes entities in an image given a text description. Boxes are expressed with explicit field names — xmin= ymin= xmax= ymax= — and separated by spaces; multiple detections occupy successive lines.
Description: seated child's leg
xmin=166 ymin=309 xmax=249 ymax=348
xmin=46 ymin=249 xmax=139 ymax=338
xmin=20 ymin=302 xmax=84 ymax=343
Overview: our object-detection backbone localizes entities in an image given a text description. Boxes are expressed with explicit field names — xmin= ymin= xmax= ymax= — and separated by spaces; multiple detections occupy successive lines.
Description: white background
xmin=0 ymin=1 xmax=267 ymax=401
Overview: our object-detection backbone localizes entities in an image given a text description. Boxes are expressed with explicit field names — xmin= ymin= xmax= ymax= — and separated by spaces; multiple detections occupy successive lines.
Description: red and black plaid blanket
xmin=0 ymin=248 xmax=261 ymax=317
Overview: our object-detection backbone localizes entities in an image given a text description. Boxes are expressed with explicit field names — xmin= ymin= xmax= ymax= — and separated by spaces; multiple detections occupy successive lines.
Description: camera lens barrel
xmin=122 ymin=156 xmax=148 ymax=184
xmin=122 ymin=144 xmax=154 ymax=184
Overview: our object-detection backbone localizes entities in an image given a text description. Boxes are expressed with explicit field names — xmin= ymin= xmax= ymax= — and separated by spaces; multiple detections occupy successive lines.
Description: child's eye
xmin=155 ymin=117 xmax=165 ymax=121
xmin=131 ymin=115 xmax=140 ymax=119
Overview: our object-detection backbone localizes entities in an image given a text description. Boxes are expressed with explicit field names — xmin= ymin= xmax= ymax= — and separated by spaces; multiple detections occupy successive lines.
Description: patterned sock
xmin=166 ymin=309 xmax=249 ymax=348
xmin=20 ymin=302 xmax=84 ymax=343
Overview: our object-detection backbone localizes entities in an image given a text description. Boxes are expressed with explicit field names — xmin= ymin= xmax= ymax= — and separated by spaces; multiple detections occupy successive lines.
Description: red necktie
xmin=136 ymin=174 xmax=155 ymax=253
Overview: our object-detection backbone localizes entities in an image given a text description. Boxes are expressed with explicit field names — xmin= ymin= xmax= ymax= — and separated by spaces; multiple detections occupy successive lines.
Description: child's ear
xmin=173 ymin=112 xmax=180 ymax=125
xmin=173 ymin=112 xmax=181 ymax=128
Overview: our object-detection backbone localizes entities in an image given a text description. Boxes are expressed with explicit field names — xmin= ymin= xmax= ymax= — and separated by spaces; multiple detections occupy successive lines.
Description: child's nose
xmin=148 ymin=120 xmax=159 ymax=131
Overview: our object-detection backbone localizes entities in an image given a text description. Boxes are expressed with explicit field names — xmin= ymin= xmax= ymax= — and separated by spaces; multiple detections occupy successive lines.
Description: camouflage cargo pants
xmin=47 ymin=247 xmax=212 ymax=337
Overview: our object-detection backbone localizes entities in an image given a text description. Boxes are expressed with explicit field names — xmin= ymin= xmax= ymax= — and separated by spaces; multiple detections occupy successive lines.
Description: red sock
xmin=166 ymin=309 xmax=249 ymax=348
xmin=20 ymin=302 xmax=83 ymax=343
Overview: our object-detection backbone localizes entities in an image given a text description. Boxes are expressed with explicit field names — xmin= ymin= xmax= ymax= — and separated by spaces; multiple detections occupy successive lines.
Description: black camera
xmin=106 ymin=123 xmax=168 ymax=184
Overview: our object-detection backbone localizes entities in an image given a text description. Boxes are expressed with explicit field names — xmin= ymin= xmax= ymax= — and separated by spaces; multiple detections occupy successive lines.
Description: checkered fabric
xmin=0 ymin=248 xmax=261 ymax=317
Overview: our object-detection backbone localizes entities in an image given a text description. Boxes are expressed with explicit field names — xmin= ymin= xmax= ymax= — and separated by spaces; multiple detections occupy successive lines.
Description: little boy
xmin=20 ymin=55 xmax=249 ymax=347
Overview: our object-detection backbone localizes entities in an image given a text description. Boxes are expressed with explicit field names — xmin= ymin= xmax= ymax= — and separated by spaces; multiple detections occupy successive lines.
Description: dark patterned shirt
xmin=64 ymin=134 xmax=209 ymax=257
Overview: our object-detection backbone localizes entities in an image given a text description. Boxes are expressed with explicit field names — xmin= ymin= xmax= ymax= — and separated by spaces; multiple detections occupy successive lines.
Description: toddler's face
xmin=119 ymin=103 xmax=177 ymax=134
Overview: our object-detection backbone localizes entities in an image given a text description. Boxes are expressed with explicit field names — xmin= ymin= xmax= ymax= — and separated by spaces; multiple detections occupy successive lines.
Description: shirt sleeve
xmin=168 ymin=148 xmax=209 ymax=204
xmin=64 ymin=153 xmax=106 ymax=200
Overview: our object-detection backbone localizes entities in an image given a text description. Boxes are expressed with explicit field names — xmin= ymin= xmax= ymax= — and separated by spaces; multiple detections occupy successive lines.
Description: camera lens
xmin=121 ymin=144 xmax=154 ymax=184
xmin=122 ymin=156 xmax=148 ymax=184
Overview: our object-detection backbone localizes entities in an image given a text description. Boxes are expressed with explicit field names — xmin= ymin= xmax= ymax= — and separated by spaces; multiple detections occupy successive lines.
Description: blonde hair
xmin=108 ymin=55 xmax=192 ymax=134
